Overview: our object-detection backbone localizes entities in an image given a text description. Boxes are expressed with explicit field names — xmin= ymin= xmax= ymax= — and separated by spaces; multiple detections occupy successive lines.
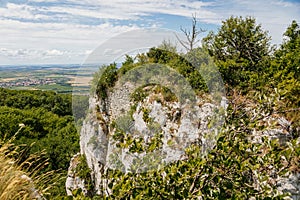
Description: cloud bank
xmin=0 ymin=0 xmax=299 ymax=64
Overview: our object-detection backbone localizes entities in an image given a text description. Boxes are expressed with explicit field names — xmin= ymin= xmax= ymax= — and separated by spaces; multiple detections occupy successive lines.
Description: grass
xmin=0 ymin=127 xmax=59 ymax=199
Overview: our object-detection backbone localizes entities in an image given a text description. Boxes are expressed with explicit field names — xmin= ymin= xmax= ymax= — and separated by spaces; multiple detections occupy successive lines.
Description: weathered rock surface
xmin=66 ymin=81 xmax=299 ymax=198
xmin=68 ymin=81 xmax=225 ymax=195
xmin=65 ymin=153 xmax=88 ymax=196
xmin=277 ymin=172 xmax=300 ymax=199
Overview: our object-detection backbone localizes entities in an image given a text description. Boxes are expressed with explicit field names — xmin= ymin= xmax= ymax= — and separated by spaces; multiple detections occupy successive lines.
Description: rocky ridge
xmin=66 ymin=81 xmax=299 ymax=199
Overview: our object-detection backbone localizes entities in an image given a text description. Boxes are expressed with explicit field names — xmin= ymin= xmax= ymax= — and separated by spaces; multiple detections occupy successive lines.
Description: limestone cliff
xmin=66 ymin=80 xmax=299 ymax=199
xmin=66 ymin=78 xmax=227 ymax=195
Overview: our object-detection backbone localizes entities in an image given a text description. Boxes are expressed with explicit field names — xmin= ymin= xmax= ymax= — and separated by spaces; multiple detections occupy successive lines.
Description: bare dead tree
xmin=176 ymin=14 xmax=205 ymax=52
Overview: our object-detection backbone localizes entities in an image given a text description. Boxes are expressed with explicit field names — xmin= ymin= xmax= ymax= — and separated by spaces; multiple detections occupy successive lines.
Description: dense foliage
xmin=95 ymin=47 xmax=208 ymax=101
xmin=270 ymin=20 xmax=300 ymax=109
xmin=203 ymin=16 xmax=300 ymax=128
xmin=0 ymin=88 xmax=72 ymax=116
xmin=203 ymin=16 xmax=272 ymax=89
xmin=0 ymin=88 xmax=80 ymax=197
xmin=96 ymin=63 xmax=118 ymax=100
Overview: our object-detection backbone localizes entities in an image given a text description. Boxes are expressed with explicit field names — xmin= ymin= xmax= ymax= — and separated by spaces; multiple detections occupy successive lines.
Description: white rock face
xmin=108 ymin=82 xmax=133 ymax=119
xmin=66 ymin=153 xmax=88 ymax=196
xmin=73 ymin=82 xmax=225 ymax=194
xmin=277 ymin=173 xmax=300 ymax=200
xmin=249 ymin=116 xmax=299 ymax=199
xmin=132 ymin=102 xmax=148 ymax=134
xmin=67 ymin=81 xmax=299 ymax=198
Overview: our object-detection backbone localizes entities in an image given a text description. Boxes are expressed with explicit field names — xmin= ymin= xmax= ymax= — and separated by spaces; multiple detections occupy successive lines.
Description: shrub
xmin=96 ymin=63 xmax=118 ymax=100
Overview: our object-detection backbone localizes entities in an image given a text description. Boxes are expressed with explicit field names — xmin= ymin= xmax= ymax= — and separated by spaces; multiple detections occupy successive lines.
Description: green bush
xmin=96 ymin=63 xmax=118 ymax=100
xmin=75 ymin=155 xmax=94 ymax=195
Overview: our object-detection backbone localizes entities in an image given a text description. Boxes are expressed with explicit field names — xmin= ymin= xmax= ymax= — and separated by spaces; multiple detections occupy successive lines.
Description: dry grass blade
xmin=0 ymin=129 xmax=61 ymax=199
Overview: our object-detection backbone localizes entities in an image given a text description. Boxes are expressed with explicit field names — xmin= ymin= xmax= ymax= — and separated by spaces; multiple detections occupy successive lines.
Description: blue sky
xmin=0 ymin=0 xmax=299 ymax=65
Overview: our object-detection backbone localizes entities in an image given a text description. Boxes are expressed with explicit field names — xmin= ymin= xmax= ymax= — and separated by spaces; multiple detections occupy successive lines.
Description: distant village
xmin=0 ymin=78 xmax=56 ymax=87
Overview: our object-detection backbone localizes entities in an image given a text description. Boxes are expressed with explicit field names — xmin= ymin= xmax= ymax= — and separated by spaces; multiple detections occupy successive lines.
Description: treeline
xmin=0 ymin=88 xmax=72 ymax=116
xmin=96 ymin=17 xmax=299 ymax=126
xmin=0 ymin=88 xmax=79 ymax=197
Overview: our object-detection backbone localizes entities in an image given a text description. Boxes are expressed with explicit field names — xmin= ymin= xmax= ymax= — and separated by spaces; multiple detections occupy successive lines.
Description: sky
xmin=0 ymin=0 xmax=299 ymax=65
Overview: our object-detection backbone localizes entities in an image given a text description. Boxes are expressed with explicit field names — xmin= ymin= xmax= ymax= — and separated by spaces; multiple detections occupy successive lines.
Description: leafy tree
xmin=184 ymin=47 xmax=225 ymax=94
xmin=269 ymin=20 xmax=300 ymax=128
xmin=203 ymin=16 xmax=272 ymax=89
xmin=118 ymin=55 xmax=136 ymax=76
xmin=0 ymin=88 xmax=72 ymax=116
xmin=272 ymin=20 xmax=299 ymax=82
xmin=158 ymin=39 xmax=177 ymax=53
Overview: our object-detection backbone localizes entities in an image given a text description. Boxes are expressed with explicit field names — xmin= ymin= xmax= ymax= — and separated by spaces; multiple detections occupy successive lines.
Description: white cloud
xmin=0 ymin=0 xmax=299 ymax=64
xmin=28 ymin=0 xmax=60 ymax=2
xmin=0 ymin=3 xmax=51 ymax=20
xmin=0 ymin=48 xmax=68 ymax=58
xmin=44 ymin=49 xmax=66 ymax=56
xmin=0 ymin=1 xmax=216 ymax=23
xmin=0 ymin=47 xmax=96 ymax=64
xmin=103 ymin=48 xmax=123 ymax=57
xmin=209 ymin=0 xmax=300 ymax=44
xmin=0 ymin=17 xmax=140 ymax=64
xmin=59 ymin=0 xmax=216 ymax=20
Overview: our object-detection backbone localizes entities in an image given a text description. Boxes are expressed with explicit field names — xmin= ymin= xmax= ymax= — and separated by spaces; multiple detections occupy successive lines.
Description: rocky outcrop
xmin=67 ymin=80 xmax=299 ymax=198
xmin=277 ymin=172 xmax=300 ymax=199
xmin=68 ymin=80 xmax=226 ymax=195
xmin=65 ymin=153 xmax=87 ymax=196
xmin=249 ymin=114 xmax=299 ymax=199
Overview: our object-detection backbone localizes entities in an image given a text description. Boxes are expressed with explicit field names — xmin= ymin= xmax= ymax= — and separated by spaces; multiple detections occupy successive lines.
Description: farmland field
xmin=0 ymin=64 xmax=99 ymax=94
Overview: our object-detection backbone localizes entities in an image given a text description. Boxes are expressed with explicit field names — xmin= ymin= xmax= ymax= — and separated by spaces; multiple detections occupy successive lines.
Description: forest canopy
xmin=0 ymin=88 xmax=80 ymax=197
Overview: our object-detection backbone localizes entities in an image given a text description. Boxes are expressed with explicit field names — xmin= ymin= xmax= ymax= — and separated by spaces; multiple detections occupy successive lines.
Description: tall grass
xmin=0 ymin=126 xmax=59 ymax=199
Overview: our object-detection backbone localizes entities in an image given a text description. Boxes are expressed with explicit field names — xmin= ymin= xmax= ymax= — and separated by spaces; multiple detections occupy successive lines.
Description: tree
xmin=270 ymin=21 xmax=300 ymax=127
xmin=0 ymin=89 xmax=80 ymax=197
xmin=158 ymin=40 xmax=177 ymax=53
xmin=146 ymin=47 xmax=207 ymax=92
xmin=176 ymin=14 xmax=205 ymax=52
xmin=203 ymin=16 xmax=272 ymax=88
xmin=274 ymin=20 xmax=300 ymax=79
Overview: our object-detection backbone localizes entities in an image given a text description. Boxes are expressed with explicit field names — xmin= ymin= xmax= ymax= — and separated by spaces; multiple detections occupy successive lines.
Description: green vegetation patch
xmin=0 ymin=88 xmax=80 ymax=197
